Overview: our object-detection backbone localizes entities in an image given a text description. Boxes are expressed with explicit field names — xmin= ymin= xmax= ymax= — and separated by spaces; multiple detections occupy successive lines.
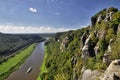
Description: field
xmin=0 ymin=43 xmax=36 ymax=80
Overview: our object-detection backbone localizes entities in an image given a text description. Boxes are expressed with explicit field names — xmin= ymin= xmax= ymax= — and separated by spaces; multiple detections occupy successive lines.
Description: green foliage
xmin=99 ymin=38 xmax=108 ymax=53
xmin=112 ymin=11 xmax=120 ymax=24
xmin=91 ymin=8 xmax=106 ymax=25
xmin=106 ymin=28 xmax=116 ymax=41
xmin=111 ymin=32 xmax=120 ymax=59
xmin=84 ymin=57 xmax=96 ymax=70
xmin=94 ymin=62 xmax=107 ymax=70
xmin=108 ymin=7 xmax=118 ymax=12
xmin=90 ymin=32 xmax=98 ymax=44
xmin=0 ymin=33 xmax=45 ymax=62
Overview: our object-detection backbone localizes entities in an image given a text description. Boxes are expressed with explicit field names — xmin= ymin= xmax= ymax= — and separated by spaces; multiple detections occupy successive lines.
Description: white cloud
xmin=55 ymin=12 xmax=60 ymax=15
xmin=29 ymin=8 xmax=37 ymax=13
xmin=0 ymin=25 xmax=74 ymax=33
xmin=47 ymin=0 xmax=58 ymax=2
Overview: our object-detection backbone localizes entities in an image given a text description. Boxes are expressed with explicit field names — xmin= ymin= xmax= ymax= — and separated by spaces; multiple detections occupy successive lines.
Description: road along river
xmin=6 ymin=42 xmax=45 ymax=80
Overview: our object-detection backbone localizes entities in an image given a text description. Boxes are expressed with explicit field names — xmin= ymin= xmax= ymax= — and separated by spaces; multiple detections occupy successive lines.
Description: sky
xmin=0 ymin=0 xmax=120 ymax=33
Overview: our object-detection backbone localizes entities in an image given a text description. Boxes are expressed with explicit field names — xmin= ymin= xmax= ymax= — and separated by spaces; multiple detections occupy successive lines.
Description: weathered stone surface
xmin=97 ymin=14 xmax=103 ymax=23
xmin=81 ymin=35 xmax=91 ymax=59
xmin=73 ymin=67 xmax=78 ymax=80
xmin=71 ymin=56 xmax=77 ymax=66
xmin=81 ymin=69 xmax=104 ymax=80
xmin=109 ymin=12 xmax=114 ymax=20
xmin=81 ymin=33 xmax=87 ymax=48
xmin=80 ymin=30 xmax=89 ymax=49
xmin=60 ymin=36 xmax=69 ymax=51
xmin=104 ymin=8 xmax=114 ymax=21
xmin=91 ymin=16 xmax=96 ymax=25
xmin=102 ymin=59 xmax=120 ymax=80
xmin=103 ymin=39 xmax=113 ymax=63
xmin=118 ymin=24 xmax=120 ymax=32
xmin=94 ymin=45 xmax=100 ymax=56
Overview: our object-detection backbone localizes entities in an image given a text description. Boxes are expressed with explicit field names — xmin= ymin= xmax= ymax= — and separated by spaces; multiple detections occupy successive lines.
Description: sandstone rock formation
xmin=103 ymin=39 xmax=113 ymax=63
xmin=97 ymin=14 xmax=103 ymax=23
xmin=102 ymin=59 xmax=120 ymax=80
xmin=81 ymin=69 xmax=104 ymax=80
xmin=60 ymin=35 xmax=69 ymax=51
xmin=81 ymin=35 xmax=91 ymax=59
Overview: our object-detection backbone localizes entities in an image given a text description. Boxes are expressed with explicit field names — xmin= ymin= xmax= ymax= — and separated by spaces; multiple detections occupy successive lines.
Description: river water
xmin=6 ymin=42 xmax=45 ymax=80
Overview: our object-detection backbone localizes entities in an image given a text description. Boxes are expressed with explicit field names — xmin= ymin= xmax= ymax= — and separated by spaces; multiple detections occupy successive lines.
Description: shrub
xmin=112 ymin=11 xmax=120 ymax=24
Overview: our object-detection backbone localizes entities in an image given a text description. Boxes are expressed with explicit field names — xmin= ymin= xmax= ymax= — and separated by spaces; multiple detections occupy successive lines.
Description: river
xmin=6 ymin=42 xmax=45 ymax=80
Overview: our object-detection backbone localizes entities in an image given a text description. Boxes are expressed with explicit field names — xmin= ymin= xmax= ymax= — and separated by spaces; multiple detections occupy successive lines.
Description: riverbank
xmin=37 ymin=46 xmax=47 ymax=80
xmin=0 ymin=43 xmax=36 ymax=80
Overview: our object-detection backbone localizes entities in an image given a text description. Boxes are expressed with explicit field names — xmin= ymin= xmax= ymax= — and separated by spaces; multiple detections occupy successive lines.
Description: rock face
xmin=81 ymin=35 xmax=91 ymax=59
xmin=60 ymin=35 xmax=70 ymax=51
xmin=81 ymin=69 xmax=104 ymax=80
xmin=104 ymin=8 xmax=115 ymax=22
xmin=94 ymin=45 xmax=100 ymax=56
xmin=97 ymin=14 xmax=103 ymax=23
xmin=102 ymin=59 xmax=120 ymax=80
xmin=81 ymin=33 xmax=87 ymax=48
xmin=103 ymin=39 xmax=113 ymax=63
xmin=118 ymin=24 xmax=120 ymax=32
xmin=81 ymin=30 xmax=89 ymax=48
xmin=71 ymin=56 xmax=77 ymax=66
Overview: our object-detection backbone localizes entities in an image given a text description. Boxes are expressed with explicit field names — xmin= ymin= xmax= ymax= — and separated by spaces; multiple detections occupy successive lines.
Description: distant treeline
xmin=0 ymin=33 xmax=45 ymax=56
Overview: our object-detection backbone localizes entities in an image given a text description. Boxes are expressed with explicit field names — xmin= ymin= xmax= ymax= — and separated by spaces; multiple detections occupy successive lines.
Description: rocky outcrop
xmin=81 ymin=69 xmax=104 ymax=80
xmin=60 ymin=36 xmax=69 ymax=51
xmin=104 ymin=8 xmax=116 ymax=22
xmin=103 ymin=39 xmax=113 ymax=63
xmin=97 ymin=14 xmax=103 ymax=24
xmin=80 ymin=60 xmax=120 ymax=80
xmin=81 ymin=35 xmax=91 ymax=59
xmin=91 ymin=16 xmax=97 ymax=26
xmin=71 ymin=56 xmax=77 ymax=67
xmin=101 ymin=59 xmax=120 ymax=80
xmin=73 ymin=67 xmax=78 ymax=80
xmin=94 ymin=44 xmax=100 ymax=56
xmin=80 ymin=32 xmax=89 ymax=48
xmin=118 ymin=24 xmax=120 ymax=32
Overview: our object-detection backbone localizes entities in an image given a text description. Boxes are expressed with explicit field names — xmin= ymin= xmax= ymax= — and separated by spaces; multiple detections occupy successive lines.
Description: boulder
xmin=102 ymin=59 xmax=120 ymax=80
xmin=81 ymin=69 xmax=104 ymax=80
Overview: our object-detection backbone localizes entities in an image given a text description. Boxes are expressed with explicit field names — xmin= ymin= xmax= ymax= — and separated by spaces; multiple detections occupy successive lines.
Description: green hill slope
xmin=39 ymin=7 xmax=120 ymax=80
xmin=0 ymin=33 xmax=45 ymax=62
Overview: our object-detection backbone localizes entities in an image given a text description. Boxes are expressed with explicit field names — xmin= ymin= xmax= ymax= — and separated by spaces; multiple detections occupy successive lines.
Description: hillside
xmin=39 ymin=7 xmax=120 ymax=80
xmin=0 ymin=33 xmax=45 ymax=62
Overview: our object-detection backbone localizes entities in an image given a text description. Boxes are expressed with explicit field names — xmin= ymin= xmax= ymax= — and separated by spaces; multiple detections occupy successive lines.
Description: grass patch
xmin=37 ymin=47 xmax=47 ymax=80
xmin=0 ymin=43 xmax=36 ymax=80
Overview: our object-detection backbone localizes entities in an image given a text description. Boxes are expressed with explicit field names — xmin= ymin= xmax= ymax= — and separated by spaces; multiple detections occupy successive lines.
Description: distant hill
xmin=0 ymin=33 xmax=45 ymax=56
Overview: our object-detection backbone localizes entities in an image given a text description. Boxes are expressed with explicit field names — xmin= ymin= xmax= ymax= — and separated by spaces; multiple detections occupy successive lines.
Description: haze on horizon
xmin=0 ymin=0 xmax=120 ymax=33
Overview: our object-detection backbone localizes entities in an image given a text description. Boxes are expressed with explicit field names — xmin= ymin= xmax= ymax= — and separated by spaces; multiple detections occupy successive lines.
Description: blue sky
xmin=0 ymin=0 xmax=120 ymax=33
